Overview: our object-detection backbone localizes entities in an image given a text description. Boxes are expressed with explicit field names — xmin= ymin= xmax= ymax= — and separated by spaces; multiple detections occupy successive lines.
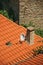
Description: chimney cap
xmin=27 ymin=26 xmax=34 ymax=31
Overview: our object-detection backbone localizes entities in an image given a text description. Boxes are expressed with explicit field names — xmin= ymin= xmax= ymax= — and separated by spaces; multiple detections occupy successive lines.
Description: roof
xmin=0 ymin=14 xmax=43 ymax=65
xmin=18 ymin=54 xmax=43 ymax=65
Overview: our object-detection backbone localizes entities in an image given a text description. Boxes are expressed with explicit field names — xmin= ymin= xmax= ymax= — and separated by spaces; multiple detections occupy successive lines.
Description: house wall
xmin=19 ymin=0 xmax=43 ymax=29
xmin=0 ymin=0 xmax=43 ymax=29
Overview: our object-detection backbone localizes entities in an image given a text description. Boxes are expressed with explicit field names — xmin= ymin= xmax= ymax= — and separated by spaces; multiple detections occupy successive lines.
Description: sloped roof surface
xmin=18 ymin=54 xmax=43 ymax=65
xmin=0 ymin=14 xmax=43 ymax=65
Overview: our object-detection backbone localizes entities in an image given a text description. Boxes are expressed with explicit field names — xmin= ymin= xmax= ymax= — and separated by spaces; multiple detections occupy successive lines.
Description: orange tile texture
xmin=18 ymin=54 xmax=43 ymax=65
xmin=0 ymin=14 xmax=43 ymax=65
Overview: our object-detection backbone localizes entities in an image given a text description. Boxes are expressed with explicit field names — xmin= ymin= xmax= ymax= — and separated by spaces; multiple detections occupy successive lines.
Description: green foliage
xmin=21 ymin=24 xmax=28 ymax=28
xmin=21 ymin=23 xmax=43 ymax=37
xmin=8 ymin=8 xmax=14 ymax=21
xmin=0 ymin=10 xmax=9 ymax=18
xmin=21 ymin=21 xmax=35 ymax=28
xmin=35 ymin=29 xmax=43 ymax=37
xmin=0 ymin=0 xmax=10 ymax=2
xmin=0 ymin=10 xmax=13 ymax=21
xmin=0 ymin=0 xmax=19 ymax=21
xmin=33 ymin=46 xmax=43 ymax=56
xmin=28 ymin=21 xmax=35 ymax=27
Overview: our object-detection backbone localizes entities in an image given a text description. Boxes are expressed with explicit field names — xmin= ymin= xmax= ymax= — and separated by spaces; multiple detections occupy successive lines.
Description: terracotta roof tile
xmin=18 ymin=54 xmax=43 ymax=65
xmin=0 ymin=14 xmax=43 ymax=65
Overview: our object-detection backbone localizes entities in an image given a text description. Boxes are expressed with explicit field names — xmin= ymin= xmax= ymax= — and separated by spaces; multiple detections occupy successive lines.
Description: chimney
xmin=26 ymin=26 xmax=34 ymax=45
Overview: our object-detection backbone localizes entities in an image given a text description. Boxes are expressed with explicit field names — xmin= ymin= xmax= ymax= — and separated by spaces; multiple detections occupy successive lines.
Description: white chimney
xmin=26 ymin=26 xmax=34 ymax=45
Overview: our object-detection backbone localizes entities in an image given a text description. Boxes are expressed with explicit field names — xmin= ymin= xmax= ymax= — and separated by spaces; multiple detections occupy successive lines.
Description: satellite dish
xmin=20 ymin=34 xmax=25 ymax=42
